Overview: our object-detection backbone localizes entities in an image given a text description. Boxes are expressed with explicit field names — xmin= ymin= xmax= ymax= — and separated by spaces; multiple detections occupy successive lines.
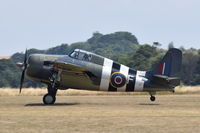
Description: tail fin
xmin=150 ymin=48 xmax=182 ymax=88
xmin=151 ymin=48 xmax=182 ymax=77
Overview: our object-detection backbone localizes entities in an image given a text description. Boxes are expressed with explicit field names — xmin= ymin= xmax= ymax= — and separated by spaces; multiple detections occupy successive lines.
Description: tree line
xmin=0 ymin=32 xmax=199 ymax=88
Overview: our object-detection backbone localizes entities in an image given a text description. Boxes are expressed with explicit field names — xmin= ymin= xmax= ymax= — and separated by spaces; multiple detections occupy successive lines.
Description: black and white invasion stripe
xmin=100 ymin=58 xmax=146 ymax=92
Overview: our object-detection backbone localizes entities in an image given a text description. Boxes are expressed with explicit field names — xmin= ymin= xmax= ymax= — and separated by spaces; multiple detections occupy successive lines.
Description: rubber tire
xmin=43 ymin=93 xmax=56 ymax=105
xmin=150 ymin=96 xmax=156 ymax=102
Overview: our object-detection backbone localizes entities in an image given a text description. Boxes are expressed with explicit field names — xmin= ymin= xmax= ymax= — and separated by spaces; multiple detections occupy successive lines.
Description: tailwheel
xmin=43 ymin=93 xmax=56 ymax=105
xmin=150 ymin=95 xmax=156 ymax=102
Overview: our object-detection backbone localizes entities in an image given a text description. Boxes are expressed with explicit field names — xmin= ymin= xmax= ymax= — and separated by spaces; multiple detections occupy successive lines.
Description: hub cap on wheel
xmin=45 ymin=95 xmax=53 ymax=103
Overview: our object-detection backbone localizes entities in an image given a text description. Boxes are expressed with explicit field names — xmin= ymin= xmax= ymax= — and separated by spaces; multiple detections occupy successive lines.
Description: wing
xmin=44 ymin=61 xmax=87 ymax=72
xmin=53 ymin=62 xmax=87 ymax=72
xmin=43 ymin=61 xmax=99 ymax=85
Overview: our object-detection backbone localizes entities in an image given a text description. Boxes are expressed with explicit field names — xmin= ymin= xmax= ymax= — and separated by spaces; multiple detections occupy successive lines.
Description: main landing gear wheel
xmin=150 ymin=96 xmax=156 ymax=102
xmin=43 ymin=94 xmax=56 ymax=105
xmin=43 ymin=84 xmax=58 ymax=105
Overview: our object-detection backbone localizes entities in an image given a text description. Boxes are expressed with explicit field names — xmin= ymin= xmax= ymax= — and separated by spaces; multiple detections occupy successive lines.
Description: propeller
xmin=19 ymin=49 xmax=28 ymax=93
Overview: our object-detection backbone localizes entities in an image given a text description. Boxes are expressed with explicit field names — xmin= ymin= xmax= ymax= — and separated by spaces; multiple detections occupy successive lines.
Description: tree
xmin=181 ymin=51 xmax=199 ymax=85
xmin=0 ymin=59 xmax=21 ymax=88
xmin=128 ymin=45 xmax=159 ymax=70
xmin=168 ymin=42 xmax=174 ymax=49
xmin=5 ymin=32 xmax=140 ymax=88
xmin=1 ymin=31 xmax=200 ymax=87
xmin=153 ymin=42 xmax=162 ymax=47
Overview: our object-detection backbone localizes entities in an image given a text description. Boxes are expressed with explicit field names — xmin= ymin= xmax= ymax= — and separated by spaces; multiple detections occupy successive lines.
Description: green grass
xmin=0 ymin=95 xmax=200 ymax=133
xmin=1 ymin=86 xmax=200 ymax=97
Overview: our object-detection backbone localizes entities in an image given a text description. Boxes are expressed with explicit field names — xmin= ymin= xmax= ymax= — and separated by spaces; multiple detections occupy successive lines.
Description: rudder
xmin=151 ymin=48 xmax=182 ymax=77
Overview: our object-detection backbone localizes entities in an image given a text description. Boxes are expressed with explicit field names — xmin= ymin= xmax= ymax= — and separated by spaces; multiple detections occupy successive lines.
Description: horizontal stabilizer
xmin=152 ymin=75 xmax=180 ymax=87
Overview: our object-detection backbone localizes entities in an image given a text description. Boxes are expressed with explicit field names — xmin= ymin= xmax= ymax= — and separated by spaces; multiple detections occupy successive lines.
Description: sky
xmin=0 ymin=0 xmax=200 ymax=56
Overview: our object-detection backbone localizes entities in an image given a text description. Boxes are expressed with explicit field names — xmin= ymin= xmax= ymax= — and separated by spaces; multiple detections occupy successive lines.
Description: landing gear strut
xmin=43 ymin=71 xmax=60 ymax=105
xmin=43 ymin=85 xmax=57 ymax=105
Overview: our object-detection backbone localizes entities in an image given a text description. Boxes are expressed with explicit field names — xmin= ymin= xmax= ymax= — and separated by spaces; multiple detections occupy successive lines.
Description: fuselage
xmin=25 ymin=49 xmax=169 ymax=92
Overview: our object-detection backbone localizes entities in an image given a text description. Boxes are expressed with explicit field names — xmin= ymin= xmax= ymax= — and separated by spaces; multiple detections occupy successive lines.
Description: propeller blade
xmin=19 ymin=49 xmax=28 ymax=93
xmin=19 ymin=69 xmax=25 ymax=93
xmin=24 ymin=49 xmax=28 ymax=68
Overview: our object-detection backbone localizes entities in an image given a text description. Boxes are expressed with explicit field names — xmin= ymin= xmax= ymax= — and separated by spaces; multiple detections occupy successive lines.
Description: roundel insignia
xmin=110 ymin=72 xmax=127 ymax=88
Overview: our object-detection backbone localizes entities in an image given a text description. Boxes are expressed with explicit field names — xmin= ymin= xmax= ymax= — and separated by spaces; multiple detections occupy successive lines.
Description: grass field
xmin=1 ymin=94 xmax=200 ymax=133
xmin=1 ymin=86 xmax=200 ymax=96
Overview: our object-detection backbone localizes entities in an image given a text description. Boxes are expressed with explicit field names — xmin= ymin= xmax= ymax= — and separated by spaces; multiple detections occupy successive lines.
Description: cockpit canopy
xmin=69 ymin=49 xmax=92 ymax=61
xmin=69 ymin=49 xmax=104 ymax=65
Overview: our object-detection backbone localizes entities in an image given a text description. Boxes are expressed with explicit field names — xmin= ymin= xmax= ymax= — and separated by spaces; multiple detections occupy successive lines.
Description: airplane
xmin=17 ymin=48 xmax=182 ymax=104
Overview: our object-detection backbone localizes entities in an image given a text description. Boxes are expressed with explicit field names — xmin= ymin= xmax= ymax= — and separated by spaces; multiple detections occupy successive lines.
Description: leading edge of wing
xmin=52 ymin=61 xmax=87 ymax=72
